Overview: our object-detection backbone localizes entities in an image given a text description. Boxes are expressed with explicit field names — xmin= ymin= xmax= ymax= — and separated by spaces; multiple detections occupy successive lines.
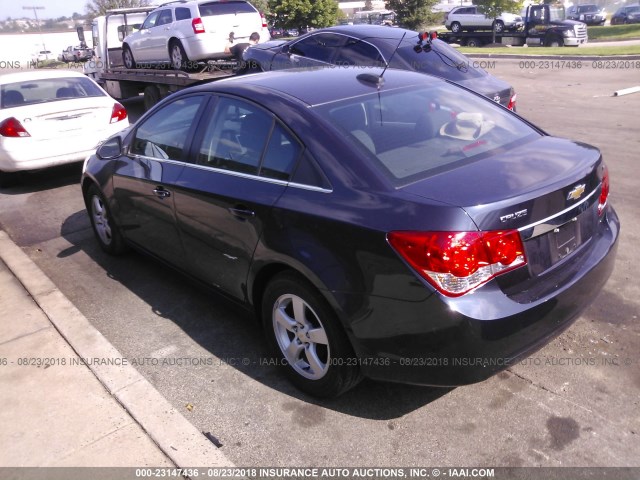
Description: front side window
xmin=290 ymin=34 xmax=346 ymax=63
xmin=130 ymin=95 xmax=205 ymax=161
xmin=156 ymin=9 xmax=173 ymax=26
xmin=141 ymin=11 xmax=160 ymax=29
xmin=313 ymin=84 xmax=539 ymax=186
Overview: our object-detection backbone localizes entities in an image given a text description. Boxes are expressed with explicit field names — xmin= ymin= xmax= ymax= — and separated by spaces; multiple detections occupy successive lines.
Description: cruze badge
xmin=567 ymin=184 xmax=586 ymax=201
xmin=500 ymin=208 xmax=528 ymax=223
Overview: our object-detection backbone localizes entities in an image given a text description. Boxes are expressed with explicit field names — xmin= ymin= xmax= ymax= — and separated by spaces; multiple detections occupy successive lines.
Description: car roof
xmin=190 ymin=66 xmax=445 ymax=107
xmin=310 ymin=24 xmax=420 ymax=42
xmin=0 ymin=70 xmax=87 ymax=85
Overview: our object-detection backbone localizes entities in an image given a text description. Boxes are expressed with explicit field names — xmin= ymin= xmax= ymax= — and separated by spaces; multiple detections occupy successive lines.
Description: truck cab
xmin=523 ymin=4 xmax=587 ymax=46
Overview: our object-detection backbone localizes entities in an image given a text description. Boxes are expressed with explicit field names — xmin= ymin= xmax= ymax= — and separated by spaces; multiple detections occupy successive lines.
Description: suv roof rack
xmin=157 ymin=0 xmax=189 ymax=7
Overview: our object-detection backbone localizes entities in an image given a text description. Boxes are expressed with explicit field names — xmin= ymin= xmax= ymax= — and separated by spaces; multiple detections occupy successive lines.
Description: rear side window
xmin=175 ymin=7 xmax=191 ymax=20
xmin=199 ymin=1 xmax=256 ymax=16
xmin=1 ymin=77 xmax=105 ymax=108
xmin=333 ymin=38 xmax=385 ymax=67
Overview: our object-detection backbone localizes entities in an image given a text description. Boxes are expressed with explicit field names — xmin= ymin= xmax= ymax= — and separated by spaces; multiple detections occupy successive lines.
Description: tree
xmin=473 ymin=0 xmax=524 ymax=43
xmin=268 ymin=0 xmax=340 ymax=33
xmin=85 ymin=0 xmax=151 ymax=19
xmin=385 ymin=0 xmax=439 ymax=30
xmin=364 ymin=0 xmax=374 ymax=11
xmin=252 ymin=0 xmax=269 ymax=16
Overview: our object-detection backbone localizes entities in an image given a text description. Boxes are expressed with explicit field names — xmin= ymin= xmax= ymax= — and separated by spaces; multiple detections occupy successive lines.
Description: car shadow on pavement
xmin=60 ymin=210 xmax=453 ymax=420
xmin=0 ymin=163 xmax=83 ymax=195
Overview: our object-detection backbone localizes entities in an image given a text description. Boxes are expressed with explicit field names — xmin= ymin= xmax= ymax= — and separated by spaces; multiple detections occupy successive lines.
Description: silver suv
xmin=445 ymin=6 xmax=523 ymax=33
xmin=122 ymin=0 xmax=270 ymax=70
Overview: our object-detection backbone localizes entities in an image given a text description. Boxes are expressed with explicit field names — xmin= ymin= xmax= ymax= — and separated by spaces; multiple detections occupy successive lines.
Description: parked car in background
xmin=81 ymin=67 xmax=618 ymax=397
xmin=445 ymin=6 xmax=524 ymax=33
xmin=122 ymin=0 xmax=270 ymax=70
xmin=269 ymin=26 xmax=285 ymax=38
xmin=59 ymin=45 xmax=93 ymax=62
xmin=243 ymin=25 xmax=517 ymax=110
xmin=610 ymin=5 xmax=640 ymax=24
xmin=0 ymin=70 xmax=128 ymax=186
xmin=30 ymin=50 xmax=54 ymax=63
xmin=567 ymin=4 xmax=606 ymax=25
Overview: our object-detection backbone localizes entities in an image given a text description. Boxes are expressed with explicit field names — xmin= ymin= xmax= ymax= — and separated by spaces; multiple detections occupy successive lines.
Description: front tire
xmin=545 ymin=36 xmax=563 ymax=47
xmin=123 ymin=45 xmax=136 ymax=69
xmin=86 ymin=184 xmax=127 ymax=255
xmin=262 ymin=272 xmax=362 ymax=397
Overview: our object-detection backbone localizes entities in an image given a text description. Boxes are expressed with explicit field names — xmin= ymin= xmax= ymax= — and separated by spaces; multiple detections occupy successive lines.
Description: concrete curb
xmin=0 ymin=230 xmax=235 ymax=468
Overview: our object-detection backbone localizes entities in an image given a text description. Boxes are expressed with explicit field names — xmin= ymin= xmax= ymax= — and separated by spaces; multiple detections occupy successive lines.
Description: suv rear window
xmin=199 ymin=1 xmax=256 ymax=16
xmin=312 ymin=83 xmax=538 ymax=186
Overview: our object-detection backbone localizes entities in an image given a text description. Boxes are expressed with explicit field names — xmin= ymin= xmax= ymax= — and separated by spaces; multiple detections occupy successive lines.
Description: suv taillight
xmin=388 ymin=230 xmax=527 ymax=297
xmin=598 ymin=165 xmax=609 ymax=216
xmin=110 ymin=103 xmax=127 ymax=124
xmin=0 ymin=117 xmax=30 ymax=137
xmin=260 ymin=13 xmax=268 ymax=28
xmin=192 ymin=17 xmax=205 ymax=34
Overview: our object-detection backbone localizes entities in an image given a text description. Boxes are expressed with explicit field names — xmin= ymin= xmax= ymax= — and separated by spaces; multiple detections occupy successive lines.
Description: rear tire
xmin=451 ymin=21 xmax=462 ymax=33
xmin=123 ymin=45 xmax=136 ymax=69
xmin=143 ymin=85 xmax=161 ymax=111
xmin=262 ymin=272 xmax=362 ymax=398
xmin=466 ymin=37 xmax=481 ymax=47
xmin=86 ymin=184 xmax=127 ymax=255
xmin=170 ymin=40 xmax=189 ymax=70
xmin=493 ymin=20 xmax=505 ymax=33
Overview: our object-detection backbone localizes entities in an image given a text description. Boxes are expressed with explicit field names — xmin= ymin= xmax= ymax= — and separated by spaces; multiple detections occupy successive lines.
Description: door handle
xmin=228 ymin=207 xmax=255 ymax=218
xmin=153 ymin=187 xmax=171 ymax=199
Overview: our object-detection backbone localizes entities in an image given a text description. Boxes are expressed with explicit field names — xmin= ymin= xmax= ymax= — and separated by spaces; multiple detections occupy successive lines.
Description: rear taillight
xmin=192 ymin=17 xmax=205 ymax=34
xmin=507 ymin=89 xmax=517 ymax=111
xmin=388 ymin=230 xmax=527 ymax=297
xmin=0 ymin=117 xmax=30 ymax=137
xmin=261 ymin=13 xmax=268 ymax=28
xmin=110 ymin=103 xmax=127 ymax=124
xmin=598 ymin=165 xmax=609 ymax=216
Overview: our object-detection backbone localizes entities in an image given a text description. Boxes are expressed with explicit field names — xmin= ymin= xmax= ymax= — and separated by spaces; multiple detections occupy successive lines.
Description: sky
xmin=3 ymin=0 xmax=90 ymax=20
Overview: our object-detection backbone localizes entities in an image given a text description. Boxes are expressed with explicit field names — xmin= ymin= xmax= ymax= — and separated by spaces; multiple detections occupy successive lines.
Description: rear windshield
xmin=199 ymin=1 xmax=256 ymax=16
xmin=579 ymin=5 xmax=599 ymax=12
xmin=396 ymin=39 xmax=484 ymax=80
xmin=0 ymin=77 xmax=105 ymax=109
xmin=312 ymin=83 xmax=539 ymax=186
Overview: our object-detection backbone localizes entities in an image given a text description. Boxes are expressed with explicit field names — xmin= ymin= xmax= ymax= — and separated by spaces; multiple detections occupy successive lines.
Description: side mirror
xmin=281 ymin=44 xmax=290 ymax=55
xmin=96 ymin=136 xmax=122 ymax=160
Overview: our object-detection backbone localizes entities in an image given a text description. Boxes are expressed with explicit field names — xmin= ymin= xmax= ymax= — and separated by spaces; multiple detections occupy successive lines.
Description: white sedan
xmin=0 ymin=70 xmax=129 ymax=186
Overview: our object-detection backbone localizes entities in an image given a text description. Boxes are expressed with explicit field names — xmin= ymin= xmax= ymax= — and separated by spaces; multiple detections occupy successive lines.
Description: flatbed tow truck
xmin=437 ymin=3 xmax=588 ymax=48
xmin=83 ymin=7 xmax=239 ymax=110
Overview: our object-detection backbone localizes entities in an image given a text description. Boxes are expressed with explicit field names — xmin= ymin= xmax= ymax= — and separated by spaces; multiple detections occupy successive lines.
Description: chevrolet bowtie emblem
xmin=567 ymin=184 xmax=586 ymax=201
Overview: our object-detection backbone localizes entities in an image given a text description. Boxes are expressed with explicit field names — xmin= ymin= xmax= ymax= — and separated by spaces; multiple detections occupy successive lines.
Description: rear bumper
xmin=346 ymin=207 xmax=619 ymax=386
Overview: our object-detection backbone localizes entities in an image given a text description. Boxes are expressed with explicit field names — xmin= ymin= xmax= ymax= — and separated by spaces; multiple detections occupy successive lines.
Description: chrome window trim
xmin=129 ymin=154 xmax=333 ymax=193
xmin=518 ymin=187 xmax=599 ymax=239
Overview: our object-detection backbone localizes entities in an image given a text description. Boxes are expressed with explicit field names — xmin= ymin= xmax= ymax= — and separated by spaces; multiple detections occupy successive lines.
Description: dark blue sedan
xmin=242 ymin=25 xmax=517 ymax=110
xmin=82 ymin=67 xmax=619 ymax=397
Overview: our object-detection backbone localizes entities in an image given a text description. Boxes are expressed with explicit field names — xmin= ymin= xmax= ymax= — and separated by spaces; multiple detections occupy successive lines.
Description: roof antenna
xmin=357 ymin=32 xmax=406 ymax=88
